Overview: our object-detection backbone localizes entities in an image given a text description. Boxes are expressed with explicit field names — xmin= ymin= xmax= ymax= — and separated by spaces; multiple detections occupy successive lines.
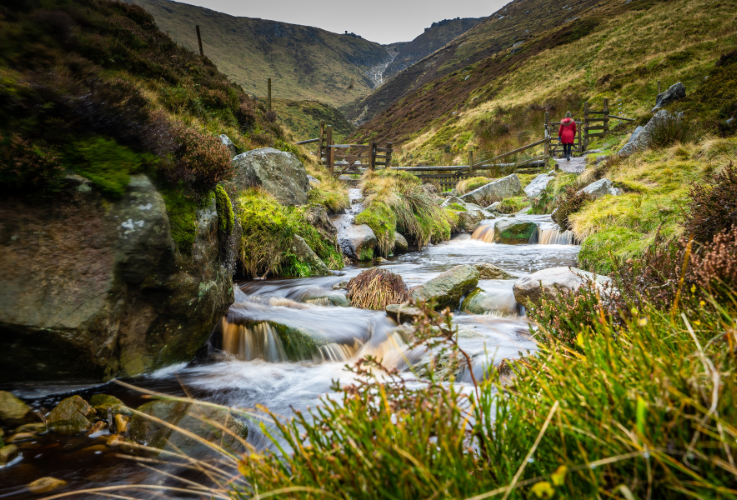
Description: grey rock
xmin=219 ymin=134 xmax=237 ymax=158
xmin=618 ymin=110 xmax=676 ymax=157
xmin=412 ymin=265 xmax=480 ymax=310
xmin=0 ymin=174 xmax=235 ymax=382
xmin=513 ymin=266 xmax=613 ymax=306
xmin=339 ymin=224 xmax=377 ymax=261
xmin=462 ymin=288 xmax=519 ymax=316
xmin=460 ymin=174 xmax=523 ymax=204
xmin=386 ymin=304 xmax=423 ymax=323
xmin=492 ymin=219 xmax=538 ymax=244
xmin=332 ymin=280 xmax=349 ymax=290
xmin=578 ymin=178 xmax=620 ymax=198
xmin=307 ymin=175 xmax=321 ymax=184
xmin=290 ymin=235 xmax=331 ymax=276
xmin=474 ymin=263 xmax=515 ymax=280
xmin=0 ymin=392 xmax=31 ymax=426
xmin=303 ymin=205 xmax=338 ymax=250
xmin=441 ymin=196 xmax=466 ymax=208
xmin=486 ymin=201 xmax=502 ymax=212
xmin=302 ymin=289 xmax=350 ymax=307
xmin=652 ymin=82 xmax=686 ymax=112
xmin=232 ymin=148 xmax=310 ymax=205
xmin=394 ymin=232 xmax=409 ymax=253
xmin=524 ymin=174 xmax=554 ymax=198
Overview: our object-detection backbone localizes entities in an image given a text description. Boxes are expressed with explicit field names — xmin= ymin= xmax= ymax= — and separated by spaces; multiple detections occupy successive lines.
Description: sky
xmin=176 ymin=0 xmax=511 ymax=45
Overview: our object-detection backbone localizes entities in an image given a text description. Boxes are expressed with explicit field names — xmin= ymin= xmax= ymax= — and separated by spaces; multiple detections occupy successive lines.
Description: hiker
xmin=558 ymin=111 xmax=577 ymax=161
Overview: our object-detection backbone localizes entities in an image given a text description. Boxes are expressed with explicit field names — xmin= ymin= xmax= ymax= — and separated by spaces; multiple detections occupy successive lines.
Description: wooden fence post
xmin=195 ymin=25 xmax=204 ymax=57
xmin=544 ymin=134 xmax=550 ymax=170
xmin=577 ymin=115 xmax=583 ymax=154
xmin=369 ymin=142 xmax=377 ymax=171
xmin=468 ymin=150 xmax=474 ymax=174
xmin=267 ymin=78 xmax=272 ymax=112
xmin=385 ymin=143 xmax=393 ymax=169
xmin=318 ymin=120 xmax=325 ymax=165
xmin=583 ymin=102 xmax=590 ymax=151
xmin=326 ymin=125 xmax=333 ymax=177
xmin=603 ymin=98 xmax=610 ymax=137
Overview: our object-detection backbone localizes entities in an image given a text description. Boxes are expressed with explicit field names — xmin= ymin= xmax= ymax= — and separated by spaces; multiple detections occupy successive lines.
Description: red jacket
xmin=558 ymin=118 xmax=577 ymax=144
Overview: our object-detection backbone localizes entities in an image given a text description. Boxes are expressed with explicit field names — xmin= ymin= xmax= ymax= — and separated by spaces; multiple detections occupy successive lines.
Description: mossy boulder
xmin=412 ymin=265 xmax=480 ymax=310
xmin=0 ymin=391 xmax=31 ymax=426
xmin=0 ymin=174 xmax=235 ymax=382
xmin=232 ymin=148 xmax=310 ymax=206
xmin=460 ymin=174 xmax=523 ymax=204
xmin=0 ymin=445 xmax=19 ymax=466
xmin=47 ymin=396 xmax=95 ymax=435
xmin=339 ymin=224 xmax=377 ymax=261
xmin=290 ymin=235 xmax=331 ymax=277
xmin=89 ymin=394 xmax=129 ymax=416
xmin=492 ymin=220 xmax=538 ymax=244
xmin=128 ymin=400 xmax=248 ymax=456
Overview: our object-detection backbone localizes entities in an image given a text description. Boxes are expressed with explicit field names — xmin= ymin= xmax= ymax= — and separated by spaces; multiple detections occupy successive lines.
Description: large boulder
xmin=513 ymin=266 xmax=613 ymax=307
xmin=618 ymin=110 xmax=679 ymax=157
xmin=0 ymin=392 xmax=31 ymax=426
xmin=652 ymin=82 xmax=686 ymax=112
xmin=524 ymin=173 xmax=554 ymax=198
xmin=394 ymin=232 xmax=409 ymax=254
xmin=290 ymin=235 xmax=331 ymax=276
xmin=128 ymin=400 xmax=248 ymax=456
xmin=232 ymin=148 xmax=310 ymax=205
xmin=47 ymin=396 xmax=94 ymax=435
xmin=339 ymin=224 xmax=377 ymax=261
xmin=0 ymin=174 xmax=235 ymax=382
xmin=460 ymin=174 xmax=523 ymax=204
xmin=577 ymin=178 xmax=620 ymax=199
xmin=492 ymin=220 xmax=538 ymax=244
xmin=412 ymin=265 xmax=480 ymax=310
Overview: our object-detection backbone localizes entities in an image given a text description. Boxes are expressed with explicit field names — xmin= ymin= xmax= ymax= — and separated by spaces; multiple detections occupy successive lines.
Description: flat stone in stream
xmin=411 ymin=265 xmax=480 ymax=310
xmin=513 ymin=266 xmax=613 ymax=307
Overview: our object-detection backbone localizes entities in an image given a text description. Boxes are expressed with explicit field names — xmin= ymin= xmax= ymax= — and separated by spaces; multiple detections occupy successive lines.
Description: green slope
xmin=128 ymin=0 xmax=391 ymax=108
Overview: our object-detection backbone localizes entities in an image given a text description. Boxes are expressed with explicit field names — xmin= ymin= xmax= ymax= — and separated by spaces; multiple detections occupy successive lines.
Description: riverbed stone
xmin=524 ymin=173 xmax=554 ymax=198
xmin=385 ymin=304 xmax=423 ymax=323
xmin=290 ymin=235 xmax=331 ymax=276
xmin=460 ymin=174 xmax=523 ymax=204
xmin=412 ymin=265 xmax=480 ymax=310
xmin=47 ymin=396 xmax=94 ymax=435
xmin=128 ymin=400 xmax=248 ymax=456
xmin=0 ymin=174 xmax=235 ymax=383
xmin=652 ymin=82 xmax=686 ymax=112
xmin=302 ymin=289 xmax=350 ymax=307
xmin=577 ymin=178 xmax=620 ymax=199
xmin=232 ymin=148 xmax=310 ymax=205
xmin=0 ymin=392 xmax=31 ymax=426
xmin=393 ymin=232 xmax=409 ymax=253
xmin=492 ymin=220 xmax=538 ymax=244
xmin=0 ymin=445 xmax=19 ymax=466
xmin=339 ymin=224 xmax=377 ymax=261
xmin=461 ymin=288 xmax=520 ymax=316
xmin=513 ymin=266 xmax=613 ymax=307
xmin=89 ymin=395 xmax=124 ymax=413
xmin=474 ymin=263 xmax=515 ymax=280
xmin=28 ymin=477 xmax=68 ymax=494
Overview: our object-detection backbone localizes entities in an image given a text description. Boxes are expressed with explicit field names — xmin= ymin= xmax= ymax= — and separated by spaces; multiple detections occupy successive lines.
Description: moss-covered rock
xmin=47 ymin=396 xmax=94 ymax=436
xmin=214 ymin=185 xmax=234 ymax=235
xmin=412 ymin=265 xmax=480 ymax=310
xmin=492 ymin=220 xmax=538 ymax=244
xmin=355 ymin=203 xmax=396 ymax=257
xmin=339 ymin=224 xmax=377 ymax=262
xmin=0 ymin=445 xmax=19 ymax=466
xmin=0 ymin=392 xmax=31 ymax=427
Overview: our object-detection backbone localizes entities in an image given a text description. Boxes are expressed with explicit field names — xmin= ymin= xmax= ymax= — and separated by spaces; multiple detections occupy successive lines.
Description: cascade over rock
xmin=492 ymin=220 xmax=538 ymax=244
xmin=0 ymin=175 xmax=235 ymax=382
xmin=513 ymin=267 xmax=613 ymax=306
xmin=231 ymin=148 xmax=311 ymax=205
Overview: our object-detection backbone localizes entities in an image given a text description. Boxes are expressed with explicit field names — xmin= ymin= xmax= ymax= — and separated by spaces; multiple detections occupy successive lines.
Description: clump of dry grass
xmin=346 ymin=268 xmax=409 ymax=310
xmin=455 ymin=176 xmax=491 ymax=195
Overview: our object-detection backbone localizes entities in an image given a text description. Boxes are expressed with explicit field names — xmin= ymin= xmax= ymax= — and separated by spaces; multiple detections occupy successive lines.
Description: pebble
xmin=0 ymin=444 xmax=19 ymax=465
xmin=14 ymin=423 xmax=46 ymax=434
xmin=6 ymin=432 xmax=36 ymax=443
xmin=114 ymin=414 xmax=129 ymax=434
xmin=85 ymin=421 xmax=108 ymax=437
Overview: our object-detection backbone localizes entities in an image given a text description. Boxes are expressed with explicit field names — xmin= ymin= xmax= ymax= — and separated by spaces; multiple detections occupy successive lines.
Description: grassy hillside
xmin=273 ymin=99 xmax=354 ymax=145
xmin=128 ymin=0 xmax=391 ymax=108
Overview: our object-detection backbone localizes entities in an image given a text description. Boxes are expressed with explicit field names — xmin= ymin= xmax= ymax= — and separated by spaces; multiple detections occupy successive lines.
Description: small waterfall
xmin=537 ymin=227 xmax=577 ymax=245
xmin=471 ymin=224 xmax=495 ymax=243
xmin=222 ymin=320 xmax=288 ymax=362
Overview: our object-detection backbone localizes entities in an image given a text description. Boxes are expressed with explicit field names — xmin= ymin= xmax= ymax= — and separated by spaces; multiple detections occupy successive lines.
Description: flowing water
xmin=0 ymin=214 xmax=580 ymax=498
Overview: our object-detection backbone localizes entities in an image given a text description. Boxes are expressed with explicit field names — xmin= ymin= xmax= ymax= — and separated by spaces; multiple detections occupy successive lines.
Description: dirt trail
xmin=554 ymin=156 xmax=587 ymax=174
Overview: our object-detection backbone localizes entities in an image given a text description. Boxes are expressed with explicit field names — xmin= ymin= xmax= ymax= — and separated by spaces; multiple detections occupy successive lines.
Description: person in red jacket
xmin=558 ymin=111 xmax=577 ymax=161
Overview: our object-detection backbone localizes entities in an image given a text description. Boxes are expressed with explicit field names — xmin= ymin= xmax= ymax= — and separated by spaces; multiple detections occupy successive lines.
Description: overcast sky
xmin=176 ymin=0 xmax=511 ymax=44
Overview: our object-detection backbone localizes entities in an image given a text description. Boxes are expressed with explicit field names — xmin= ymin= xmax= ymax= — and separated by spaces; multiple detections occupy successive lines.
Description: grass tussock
xmin=236 ymin=188 xmax=343 ymax=278
xmin=306 ymin=167 xmax=350 ymax=214
xmin=358 ymin=170 xmax=452 ymax=254
xmin=346 ymin=268 xmax=409 ymax=310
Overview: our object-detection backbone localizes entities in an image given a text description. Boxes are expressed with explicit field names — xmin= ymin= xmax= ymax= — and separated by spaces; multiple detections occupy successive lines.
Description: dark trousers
xmin=563 ymin=143 xmax=573 ymax=158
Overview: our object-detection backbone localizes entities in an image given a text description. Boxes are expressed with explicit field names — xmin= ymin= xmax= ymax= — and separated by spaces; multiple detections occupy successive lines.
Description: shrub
xmin=168 ymin=125 xmax=233 ymax=192
xmin=691 ymin=226 xmax=737 ymax=296
xmin=551 ymin=185 xmax=594 ymax=230
xmin=683 ymin=162 xmax=737 ymax=244
xmin=0 ymin=134 xmax=64 ymax=194
xmin=346 ymin=269 xmax=409 ymax=310
xmin=648 ymin=113 xmax=702 ymax=149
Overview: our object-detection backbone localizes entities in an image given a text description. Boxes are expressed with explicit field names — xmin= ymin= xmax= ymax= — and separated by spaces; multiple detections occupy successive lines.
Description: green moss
xmin=214 ymin=185 xmax=234 ymax=235
xmin=449 ymin=203 xmax=467 ymax=211
xmin=237 ymin=189 xmax=343 ymax=277
xmin=358 ymin=246 xmax=375 ymax=262
xmin=161 ymin=187 xmax=209 ymax=253
xmin=355 ymin=202 xmax=396 ymax=257
xmin=498 ymin=196 xmax=528 ymax=214
xmin=308 ymin=185 xmax=350 ymax=213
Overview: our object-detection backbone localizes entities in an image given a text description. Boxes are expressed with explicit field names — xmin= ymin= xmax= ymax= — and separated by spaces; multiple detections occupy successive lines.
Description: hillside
xmin=128 ymin=0 xmax=391 ymax=108
xmin=273 ymin=99 xmax=354 ymax=144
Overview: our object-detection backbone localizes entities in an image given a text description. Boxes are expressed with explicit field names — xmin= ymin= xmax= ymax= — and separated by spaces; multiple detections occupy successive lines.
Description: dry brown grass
xmin=346 ymin=268 xmax=410 ymax=310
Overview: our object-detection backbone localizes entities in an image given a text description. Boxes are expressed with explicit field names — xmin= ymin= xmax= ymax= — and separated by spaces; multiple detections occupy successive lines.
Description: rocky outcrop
xmin=513 ymin=266 xmax=613 ymax=306
xmin=128 ymin=400 xmax=248 ymax=456
xmin=524 ymin=173 xmax=554 ymax=198
xmin=232 ymin=148 xmax=310 ymax=205
xmin=290 ymin=235 xmax=331 ymax=276
xmin=412 ymin=265 xmax=480 ymax=310
xmin=339 ymin=224 xmax=377 ymax=261
xmin=618 ymin=110 xmax=680 ymax=157
xmin=0 ymin=392 xmax=31 ymax=426
xmin=492 ymin=220 xmax=538 ymax=244
xmin=577 ymin=178 xmax=620 ymax=199
xmin=460 ymin=174 xmax=523 ymax=204
xmin=652 ymin=82 xmax=686 ymax=112
xmin=394 ymin=232 xmax=409 ymax=253
xmin=0 ymin=175 xmax=235 ymax=382
xmin=474 ymin=263 xmax=515 ymax=280
xmin=47 ymin=396 xmax=95 ymax=435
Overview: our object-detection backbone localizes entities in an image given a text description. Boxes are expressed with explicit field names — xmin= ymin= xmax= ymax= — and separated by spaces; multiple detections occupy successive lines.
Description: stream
xmin=0 ymin=210 xmax=579 ymax=498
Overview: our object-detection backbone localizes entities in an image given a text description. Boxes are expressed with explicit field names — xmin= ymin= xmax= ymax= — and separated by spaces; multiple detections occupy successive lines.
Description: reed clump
xmin=346 ymin=268 xmax=409 ymax=310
